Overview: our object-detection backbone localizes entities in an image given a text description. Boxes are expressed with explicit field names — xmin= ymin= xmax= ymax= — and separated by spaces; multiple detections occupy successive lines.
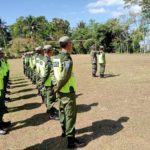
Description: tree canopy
xmin=1 ymin=1 xmax=149 ymax=55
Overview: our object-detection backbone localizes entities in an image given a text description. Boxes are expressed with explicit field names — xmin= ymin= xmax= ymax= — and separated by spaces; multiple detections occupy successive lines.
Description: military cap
xmin=43 ymin=45 xmax=52 ymax=51
xmin=91 ymin=45 xmax=96 ymax=49
xmin=59 ymin=36 xmax=71 ymax=44
xmin=99 ymin=46 xmax=104 ymax=49
xmin=0 ymin=48 xmax=4 ymax=53
xmin=35 ymin=46 xmax=42 ymax=51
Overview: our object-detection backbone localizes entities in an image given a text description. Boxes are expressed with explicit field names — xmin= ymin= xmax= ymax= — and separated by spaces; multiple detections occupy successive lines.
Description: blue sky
xmin=0 ymin=0 xmax=141 ymax=27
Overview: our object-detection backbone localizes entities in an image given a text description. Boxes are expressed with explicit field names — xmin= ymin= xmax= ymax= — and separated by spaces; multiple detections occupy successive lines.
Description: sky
xmin=0 ymin=0 xmax=141 ymax=27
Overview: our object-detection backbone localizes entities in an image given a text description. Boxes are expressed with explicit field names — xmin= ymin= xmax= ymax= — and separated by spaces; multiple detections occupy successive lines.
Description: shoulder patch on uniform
xmin=64 ymin=61 xmax=71 ymax=69
xmin=53 ymin=61 xmax=59 ymax=67
xmin=53 ymin=59 xmax=61 ymax=67
xmin=40 ymin=61 xmax=43 ymax=65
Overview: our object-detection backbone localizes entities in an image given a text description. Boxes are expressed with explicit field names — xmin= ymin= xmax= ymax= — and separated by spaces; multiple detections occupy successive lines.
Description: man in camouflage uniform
xmin=98 ymin=46 xmax=106 ymax=78
xmin=37 ymin=46 xmax=48 ymax=103
xmin=53 ymin=36 xmax=85 ymax=148
xmin=90 ymin=45 xmax=97 ymax=77
xmin=35 ymin=46 xmax=42 ymax=87
xmin=24 ymin=52 xmax=30 ymax=78
xmin=29 ymin=51 xmax=34 ymax=81
xmin=0 ymin=48 xmax=11 ymax=135
xmin=1 ymin=52 xmax=10 ymax=102
xmin=31 ymin=49 xmax=37 ymax=84
xmin=38 ymin=45 xmax=58 ymax=120
xmin=22 ymin=53 xmax=26 ymax=75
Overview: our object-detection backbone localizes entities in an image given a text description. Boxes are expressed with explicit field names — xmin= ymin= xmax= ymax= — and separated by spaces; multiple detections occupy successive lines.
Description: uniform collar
xmin=62 ymin=48 xmax=68 ymax=54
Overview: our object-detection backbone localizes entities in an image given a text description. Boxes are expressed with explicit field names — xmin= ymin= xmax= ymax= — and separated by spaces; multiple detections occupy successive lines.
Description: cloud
xmin=86 ymin=0 xmax=141 ymax=18
xmin=89 ymin=8 xmax=106 ymax=14
xmin=87 ymin=0 xmax=124 ymax=8
xmin=87 ymin=0 xmax=124 ymax=14
xmin=130 ymin=5 xmax=141 ymax=13
xmin=112 ymin=11 xmax=123 ymax=18
xmin=112 ymin=5 xmax=142 ymax=18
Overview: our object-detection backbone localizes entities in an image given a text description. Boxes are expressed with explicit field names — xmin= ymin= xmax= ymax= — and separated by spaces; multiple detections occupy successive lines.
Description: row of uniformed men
xmin=23 ymin=36 xmax=86 ymax=149
xmin=0 ymin=48 xmax=11 ymax=135
xmin=23 ymin=45 xmax=59 ymax=119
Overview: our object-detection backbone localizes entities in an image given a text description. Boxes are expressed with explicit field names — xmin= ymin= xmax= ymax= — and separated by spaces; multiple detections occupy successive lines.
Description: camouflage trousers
xmin=99 ymin=63 xmax=105 ymax=75
xmin=31 ymin=69 xmax=36 ymax=84
xmin=0 ymin=90 xmax=6 ymax=122
xmin=43 ymin=86 xmax=56 ymax=110
xmin=92 ymin=63 xmax=97 ymax=76
xmin=23 ymin=68 xmax=27 ymax=76
xmin=58 ymin=92 xmax=77 ymax=137
xmin=30 ymin=69 xmax=33 ymax=81
xmin=23 ymin=65 xmax=26 ymax=75
xmin=26 ymin=67 xmax=30 ymax=79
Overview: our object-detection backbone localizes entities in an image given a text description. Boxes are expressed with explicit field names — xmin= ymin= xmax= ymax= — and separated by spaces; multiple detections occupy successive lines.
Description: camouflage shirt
xmin=90 ymin=50 xmax=97 ymax=64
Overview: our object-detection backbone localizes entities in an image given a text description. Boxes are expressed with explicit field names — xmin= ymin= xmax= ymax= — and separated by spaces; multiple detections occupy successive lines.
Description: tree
xmin=131 ymin=28 xmax=143 ymax=52
xmin=10 ymin=17 xmax=24 ymax=38
xmin=124 ymin=0 xmax=150 ymax=20
xmin=49 ymin=18 xmax=70 ymax=40
xmin=0 ymin=18 xmax=11 ymax=48
xmin=7 ymin=14 xmax=147 ymax=55
xmin=71 ymin=21 xmax=92 ymax=54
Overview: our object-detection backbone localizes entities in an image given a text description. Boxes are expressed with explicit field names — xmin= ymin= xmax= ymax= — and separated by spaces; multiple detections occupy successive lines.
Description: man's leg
xmin=100 ymin=63 xmax=105 ymax=78
xmin=92 ymin=63 xmax=97 ymax=77
xmin=46 ymin=87 xmax=58 ymax=120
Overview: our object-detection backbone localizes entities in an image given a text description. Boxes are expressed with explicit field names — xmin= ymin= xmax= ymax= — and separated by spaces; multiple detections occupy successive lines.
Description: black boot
xmin=67 ymin=137 xmax=86 ymax=149
xmin=2 ymin=121 xmax=11 ymax=128
xmin=5 ymin=97 xmax=11 ymax=102
xmin=6 ymin=91 xmax=11 ymax=95
xmin=61 ymin=126 xmax=66 ymax=137
xmin=0 ymin=123 xmax=7 ymax=135
xmin=61 ymin=132 xmax=66 ymax=137
xmin=7 ymin=85 xmax=11 ymax=89
xmin=47 ymin=107 xmax=59 ymax=120
xmin=4 ymin=106 xmax=8 ymax=113
xmin=92 ymin=74 xmax=96 ymax=77
xmin=100 ymin=74 xmax=104 ymax=78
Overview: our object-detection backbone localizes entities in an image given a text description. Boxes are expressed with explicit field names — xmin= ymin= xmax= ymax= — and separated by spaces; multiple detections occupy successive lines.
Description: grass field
xmin=0 ymin=54 xmax=150 ymax=150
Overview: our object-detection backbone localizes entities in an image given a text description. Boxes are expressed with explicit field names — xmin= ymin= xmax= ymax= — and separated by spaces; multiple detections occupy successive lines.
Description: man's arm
xmin=38 ymin=58 xmax=50 ymax=86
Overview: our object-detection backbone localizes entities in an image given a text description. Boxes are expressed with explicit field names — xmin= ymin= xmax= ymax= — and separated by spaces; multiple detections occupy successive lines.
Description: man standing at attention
xmin=90 ymin=45 xmax=97 ymax=77
xmin=98 ymin=46 xmax=106 ymax=78
xmin=53 ymin=36 xmax=85 ymax=149
xmin=41 ymin=45 xmax=58 ymax=120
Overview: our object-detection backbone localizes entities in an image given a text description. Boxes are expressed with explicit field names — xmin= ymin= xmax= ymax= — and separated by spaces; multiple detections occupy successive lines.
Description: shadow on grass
xmin=76 ymin=93 xmax=83 ymax=98
xmin=104 ymin=74 xmax=120 ymax=78
xmin=11 ymin=83 xmax=30 ymax=88
xmin=24 ymin=117 xmax=129 ymax=150
xmin=10 ymin=77 xmax=26 ymax=82
xmin=12 ymin=113 xmax=50 ymax=131
xmin=24 ymin=136 xmax=66 ymax=150
xmin=77 ymin=116 xmax=129 ymax=145
xmin=9 ymin=102 xmax=41 ymax=112
xmin=77 ymin=102 xmax=98 ymax=113
xmin=12 ymin=93 xmax=37 ymax=101
xmin=11 ymin=81 xmax=29 ymax=85
xmin=11 ymin=88 xmax=35 ymax=94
